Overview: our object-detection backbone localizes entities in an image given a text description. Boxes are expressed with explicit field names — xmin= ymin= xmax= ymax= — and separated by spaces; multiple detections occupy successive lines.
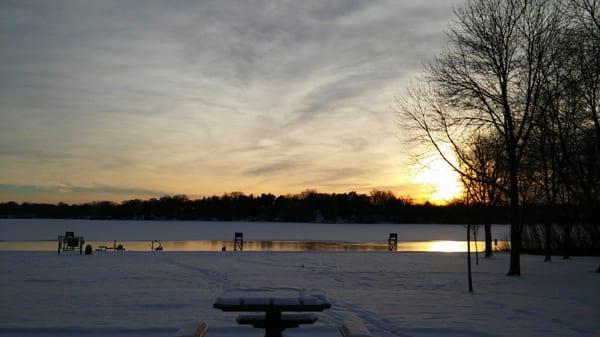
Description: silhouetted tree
xmin=459 ymin=134 xmax=506 ymax=258
xmin=400 ymin=0 xmax=566 ymax=275
xmin=564 ymin=0 xmax=600 ymax=270
xmin=0 ymin=191 xmax=513 ymax=225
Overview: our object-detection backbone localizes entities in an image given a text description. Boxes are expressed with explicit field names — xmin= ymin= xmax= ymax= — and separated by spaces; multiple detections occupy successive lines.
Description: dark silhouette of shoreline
xmin=0 ymin=190 xmax=593 ymax=223
xmin=1 ymin=191 xmax=500 ymax=222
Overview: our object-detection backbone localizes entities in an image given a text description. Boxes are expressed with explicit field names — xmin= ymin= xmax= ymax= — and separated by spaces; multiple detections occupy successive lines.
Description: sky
xmin=0 ymin=0 xmax=464 ymax=204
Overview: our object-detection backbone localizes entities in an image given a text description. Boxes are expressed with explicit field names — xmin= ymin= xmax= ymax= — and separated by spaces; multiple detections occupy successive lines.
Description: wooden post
xmin=484 ymin=222 xmax=492 ymax=257
xmin=473 ymin=227 xmax=479 ymax=265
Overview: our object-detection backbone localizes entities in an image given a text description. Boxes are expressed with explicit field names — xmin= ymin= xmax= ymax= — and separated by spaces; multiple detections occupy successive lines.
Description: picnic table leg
xmin=264 ymin=310 xmax=282 ymax=337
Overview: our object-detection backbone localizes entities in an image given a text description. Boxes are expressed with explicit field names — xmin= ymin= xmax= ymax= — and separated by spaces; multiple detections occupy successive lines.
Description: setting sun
xmin=414 ymin=154 xmax=463 ymax=204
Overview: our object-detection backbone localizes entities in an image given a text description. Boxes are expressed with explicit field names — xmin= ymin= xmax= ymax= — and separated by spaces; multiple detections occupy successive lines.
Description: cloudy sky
xmin=0 ymin=0 xmax=464 ymax=203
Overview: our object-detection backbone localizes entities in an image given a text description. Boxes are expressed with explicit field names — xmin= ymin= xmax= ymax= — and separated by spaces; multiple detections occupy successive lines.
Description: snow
xmin=213 ymin=288 xmax=328 ymax=307
xmin=0 ymin=219 xmax=510 ymax=242
xmin=0 ymin=251 xmax=598 ymax=337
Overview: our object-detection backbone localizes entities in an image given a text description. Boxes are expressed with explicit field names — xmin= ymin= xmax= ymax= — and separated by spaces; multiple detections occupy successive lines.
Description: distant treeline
xmin=0 ymin=190 xmax=595 ymax=226
xmin=0 ymin=190 xmax=516 ymax=223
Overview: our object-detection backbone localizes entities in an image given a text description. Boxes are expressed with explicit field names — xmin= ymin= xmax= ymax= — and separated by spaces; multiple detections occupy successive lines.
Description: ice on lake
xmin=0 ymin=220 xmax=510 ymax=252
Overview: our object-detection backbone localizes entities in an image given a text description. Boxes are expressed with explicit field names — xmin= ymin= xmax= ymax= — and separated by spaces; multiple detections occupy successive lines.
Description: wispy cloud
xmin=243 ymin=162 xmax=295 ymax=177
xmin=0 ymin=184 xmax=167 ymax=203
xmin=0 ymin=0 xmax=464 ymax=202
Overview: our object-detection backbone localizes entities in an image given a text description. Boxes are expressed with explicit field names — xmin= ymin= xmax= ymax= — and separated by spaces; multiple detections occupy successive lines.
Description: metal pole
xmin=467 ymin=224 xmax=473 ymax=293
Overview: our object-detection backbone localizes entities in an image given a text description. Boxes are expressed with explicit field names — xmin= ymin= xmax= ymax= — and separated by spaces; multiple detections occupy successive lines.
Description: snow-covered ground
xmin=1 ymin=251 xmax=598 ymax=337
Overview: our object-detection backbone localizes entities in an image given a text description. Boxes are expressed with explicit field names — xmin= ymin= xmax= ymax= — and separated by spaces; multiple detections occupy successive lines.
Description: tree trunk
xmin=507 ymin=157 xmax=521 ymax=276
xmin=597 ymin=212 xmax=600 ymax=273
xmin=467 ymin=224 xmax=474 ymax=293
xmin=485 ymin=223 xmax=492 ymax=257
xmin=563 ymin=224 xmax=571 ymax=259
xmin=544 ymin=221 xmax=552 ymax=262
xmin=474 ymin=227 xmax=479 ymax=265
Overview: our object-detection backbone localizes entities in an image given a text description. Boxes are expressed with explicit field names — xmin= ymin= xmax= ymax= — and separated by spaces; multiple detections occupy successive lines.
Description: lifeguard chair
xmin=234 ymin=232 xmax=244 ymax=251
xmin=388 ymin=233 xmax=398 ymax=251
xmin=58 ymin=231 xmax=85 ymax=255
xmin=151 ymin=240 xmax=163 ymax=251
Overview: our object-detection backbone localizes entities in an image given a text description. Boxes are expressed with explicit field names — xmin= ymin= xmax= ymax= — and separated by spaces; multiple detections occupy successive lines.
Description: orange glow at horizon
xmin=0 ymin=153 xmax=466 ymax=204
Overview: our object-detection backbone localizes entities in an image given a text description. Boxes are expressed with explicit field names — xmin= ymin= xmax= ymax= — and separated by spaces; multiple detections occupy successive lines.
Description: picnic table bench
xmin=213 ymin=289 xmax=331 ymax=337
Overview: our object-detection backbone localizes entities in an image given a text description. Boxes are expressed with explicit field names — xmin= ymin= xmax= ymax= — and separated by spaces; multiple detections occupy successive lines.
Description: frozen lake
xmin=0 ymin=219 xmax=510 ymax=252
xmin=0 ymin=219 xmax=510 ymax=241
xmin=0 ymin=239 xmax=501 ymax=253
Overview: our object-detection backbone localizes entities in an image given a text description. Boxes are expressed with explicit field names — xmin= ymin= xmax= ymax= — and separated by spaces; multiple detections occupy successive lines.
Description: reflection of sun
xmin=414 ymin=155 xmax=463 ymax=204
xmin=428 ymin=240 xmax=466 ymax=252
xmin=427 ymin=240 xmax=486 ymax=252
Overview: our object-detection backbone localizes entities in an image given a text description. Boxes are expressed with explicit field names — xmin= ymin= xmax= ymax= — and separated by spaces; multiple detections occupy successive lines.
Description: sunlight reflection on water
xmin=0 ymin=240 xmax=504 ymax=252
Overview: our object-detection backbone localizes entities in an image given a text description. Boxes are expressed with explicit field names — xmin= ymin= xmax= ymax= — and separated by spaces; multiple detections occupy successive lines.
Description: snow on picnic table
xmin=0 ymin=251 xmax=598 ymax=337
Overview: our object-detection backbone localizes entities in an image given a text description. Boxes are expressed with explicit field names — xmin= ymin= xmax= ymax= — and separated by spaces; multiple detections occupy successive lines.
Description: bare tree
xmin=457 ymin=134 xmax=506 ymax=257
xmin=563 ymin=0 xmax=600 ymax=270
xmin=399 ymin=0 xmax=565 ymax=275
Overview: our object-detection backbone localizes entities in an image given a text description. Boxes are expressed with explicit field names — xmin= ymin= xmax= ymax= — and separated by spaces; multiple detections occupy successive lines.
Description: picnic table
xmin=213 ymin=288 xmax=331 ymax=337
